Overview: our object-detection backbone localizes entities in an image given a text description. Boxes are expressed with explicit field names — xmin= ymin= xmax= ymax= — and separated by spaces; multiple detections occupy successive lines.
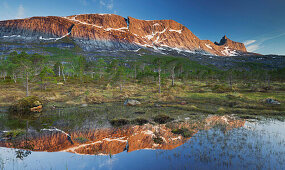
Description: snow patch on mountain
xmin=144 ymin=28 xmax=167 ymax=40
xmin=169 ymin=29 xmax=182 ymax=34
xmin=2 ymin=35 xmax=22 ymax=38
xmin=221 ymin=46 xmax=238 ymax=56
xmin=39 ymin=31 xmax=71 ymax=41
xmin=205 ymin=44 xmax=213 ymax=49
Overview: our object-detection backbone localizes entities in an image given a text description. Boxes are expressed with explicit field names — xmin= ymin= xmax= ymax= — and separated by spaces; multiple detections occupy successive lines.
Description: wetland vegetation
xmin=0 ymin=51 xmax=284 ymax=170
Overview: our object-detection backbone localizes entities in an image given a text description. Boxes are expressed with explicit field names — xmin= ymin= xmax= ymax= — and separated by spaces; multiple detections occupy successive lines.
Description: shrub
xmin=190 ymin=105 xmax=198 ymax=109
xmin=182 ymin=130 xmax=193 ymax=138
xmin=110 ymin=118 xmax=130 ymax=127
xmin=217 ymin=107 xmax=226 ymax=113
xmin=132 ymin=118 xmax=148 ymax=125
xmin=171 ymin=128 xmax=193 ymax=138
xmin=171 ymin=128 xmax=186 ymax=134
xmin=212 ymin=84 xmax=233 ymax=93
xmin=153 ymin=114 xmax=174 ymax=124
xmin=153 ymin=136 xmax=164 ymax=144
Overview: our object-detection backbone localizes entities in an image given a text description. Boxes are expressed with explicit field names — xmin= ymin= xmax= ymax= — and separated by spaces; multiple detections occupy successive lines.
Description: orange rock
xmin=30 ymin=105 xmax=43 ymax=112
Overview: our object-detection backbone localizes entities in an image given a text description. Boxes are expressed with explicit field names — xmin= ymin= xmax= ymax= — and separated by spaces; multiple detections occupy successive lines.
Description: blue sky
xmin=1 ymin=0 xmax=284 ymax=55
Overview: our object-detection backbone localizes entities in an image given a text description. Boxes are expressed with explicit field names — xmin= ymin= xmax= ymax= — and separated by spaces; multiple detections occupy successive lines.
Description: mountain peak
xmin=215 ymin=35 xmax=230 ymax=46
xmin=0 ymin=14 xmax=249 ymax=56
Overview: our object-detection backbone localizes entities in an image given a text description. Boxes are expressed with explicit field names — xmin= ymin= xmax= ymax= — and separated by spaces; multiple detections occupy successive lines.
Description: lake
xmin=0 ymin=104 xmax=284 ymax=170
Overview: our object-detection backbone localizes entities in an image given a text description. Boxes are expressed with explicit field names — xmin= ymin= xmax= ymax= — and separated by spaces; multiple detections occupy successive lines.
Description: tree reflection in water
xmin=15 ymin=149 xmax=31 ymax=160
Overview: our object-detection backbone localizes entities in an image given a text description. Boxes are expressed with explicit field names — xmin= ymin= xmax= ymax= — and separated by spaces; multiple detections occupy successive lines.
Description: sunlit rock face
xmin=0 ymin=14 xmax=248 ymax=56
xmin=0 ymin=115 xmax=245 ymax=155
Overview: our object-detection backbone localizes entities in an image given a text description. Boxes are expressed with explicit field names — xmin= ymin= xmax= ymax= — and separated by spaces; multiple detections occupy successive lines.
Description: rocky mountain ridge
xmin=0 ymin=14 xmax=249 ymax=56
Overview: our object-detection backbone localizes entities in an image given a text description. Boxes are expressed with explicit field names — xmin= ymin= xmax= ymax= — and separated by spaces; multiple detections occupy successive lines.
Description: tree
xmin=107 ymin=59 xmax=119 ymax=72
xmin=39 ymin=66 xmax=56 ymax=90
xmin=0 ymin=60 xmax=8 ymax=81
xmin=94 ymin=59 xmax=107 ymax=79
xmin=53 ymin=61 xmax=66 ymax=82
xmin=30 ymin=53 xmax=45 ymax=71
xmin=53 ymin=61 xmax=62 ymax=77
xmin=167 ymin=59 xmax=178 ymax=86
xmin=153 ymin=58 xmax=165 ymax=93
xmin=113 ymin=66 xmax=127 ymax=91
xmin=10 ymin=52 xmax=33 ymax=96
xmin=107 ymin=59 xmax=120 ymax=82
xmin=129 ymin=60 xmax=142 ymax=80
xmin=7 ymin=60 xmax=18 ymax=83
xmin=72 ymin=56 xmax=86 ymax=81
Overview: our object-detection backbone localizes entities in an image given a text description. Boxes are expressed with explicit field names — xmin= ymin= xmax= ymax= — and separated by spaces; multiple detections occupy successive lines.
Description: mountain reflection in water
xmin=0 ymin=115 xmax=245 ymax=155
xmin=0 ymin=115 xmax=284 ymax=170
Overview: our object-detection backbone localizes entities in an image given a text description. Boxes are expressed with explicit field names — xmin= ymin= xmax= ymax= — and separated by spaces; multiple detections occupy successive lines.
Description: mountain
xmin=0 ymin=14 xmax=249 ymax=56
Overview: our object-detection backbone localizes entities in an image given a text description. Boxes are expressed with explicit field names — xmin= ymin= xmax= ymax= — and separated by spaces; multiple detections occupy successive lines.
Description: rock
xmin=82 ymin=104 xmax=88 ymax=107
xmin=30 ymin=105 xmax=43 ymax=112
xmin=9 ymin=96 xmax=43 ymax=114
xmin=154 ymin=104 xmax=161 ymax=107
xmin=124 ymin=99 xmax=141 ymax=106
xmin=265 ymin=98 xmax=281 ymax=105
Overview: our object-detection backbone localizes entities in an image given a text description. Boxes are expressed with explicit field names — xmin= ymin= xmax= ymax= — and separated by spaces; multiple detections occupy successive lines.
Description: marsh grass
xmin=0 ymin=79 xmax=284 ymax=116
xmin=3 ymin=129 xmax=25 ymax=139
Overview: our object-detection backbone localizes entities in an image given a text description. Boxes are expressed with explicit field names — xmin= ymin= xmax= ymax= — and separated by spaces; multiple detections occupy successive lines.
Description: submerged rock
xmin=9 ymin=96 xmax=43 ymax=114
xmin=265 ymin=98 xmax=281 ymax=105
xmin=124 ymin=99 xmax=141 ymax=106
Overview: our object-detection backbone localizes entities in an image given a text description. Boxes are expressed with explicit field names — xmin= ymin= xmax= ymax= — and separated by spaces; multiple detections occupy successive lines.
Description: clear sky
xmin=1 ymin=0 xmax=284 ymax=55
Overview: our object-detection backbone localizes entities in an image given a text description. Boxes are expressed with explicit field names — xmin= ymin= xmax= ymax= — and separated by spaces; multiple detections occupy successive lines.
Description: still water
xmin=0 ymin=104 xmax=284 ymax=170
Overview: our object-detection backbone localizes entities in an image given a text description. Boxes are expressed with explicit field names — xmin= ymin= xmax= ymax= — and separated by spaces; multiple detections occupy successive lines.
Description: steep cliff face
xmin=0 ymin=14 xmax=248 ymax=56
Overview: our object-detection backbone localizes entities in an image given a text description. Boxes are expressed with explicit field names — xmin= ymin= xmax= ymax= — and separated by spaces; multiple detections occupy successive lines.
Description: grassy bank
xmin=0 ymin=79 xmax=284 ymax=116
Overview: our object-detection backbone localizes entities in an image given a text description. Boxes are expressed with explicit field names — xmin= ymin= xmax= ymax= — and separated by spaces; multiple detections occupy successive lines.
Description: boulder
xmin=265 ymin=98 xmax=281 ymax=105
xmin=124 ymin=99 xmax=141 ymax=106
xmin=154 ymin=103 xmax=161 ymax=107
xmin=9 ymin=96 xmax=43 ymax=114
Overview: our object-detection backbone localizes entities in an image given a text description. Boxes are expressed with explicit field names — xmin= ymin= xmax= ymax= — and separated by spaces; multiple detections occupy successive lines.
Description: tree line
xmin=0 ymin=52 xmax=284 ymax=96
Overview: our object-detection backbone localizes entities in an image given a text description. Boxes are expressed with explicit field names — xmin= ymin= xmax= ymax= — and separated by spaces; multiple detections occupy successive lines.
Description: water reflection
xmin=0 ymin=103 xmax=284 ymax=170
xmin=0 ymin=117 xmax=284 ymax=170
xmin=0 ymin=115 xmax=244 ymax=155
